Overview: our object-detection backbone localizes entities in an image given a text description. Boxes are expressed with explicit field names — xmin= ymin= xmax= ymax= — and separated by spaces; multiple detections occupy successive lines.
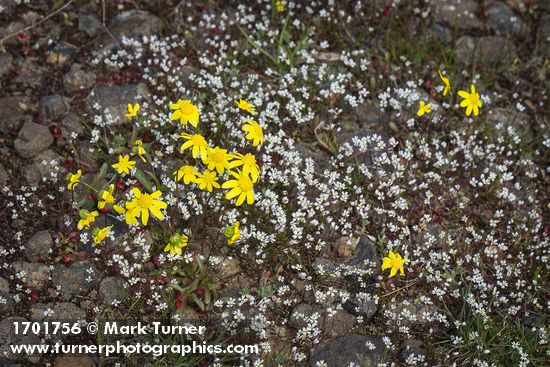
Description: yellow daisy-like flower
xmin=416 ymin=101 xmax=431 ymax=117
xmin=235 ymin=99 xmax=256 ymax=114
xmin=381 ymin=250 xmax=408 ymax=278
xmin=458 ymin=84 xmax=482 ymax=117
xmin=134 ymin=139 xmax=146 ymax=163
xmin=125 ymin=103 xmax=140 ymax=119
xmin=112 ymin=155 xmax=136 ymax=175
xmin=222 ymin=170 xmax=255 ymax=206
xmin=67 ymin=169 xmax=82 ymax=191
xmin=229 ymin=153 xmax=261 ymax=183
xmin=275 ymin=0 xmax=286 ymax=12
xmin=204 ymin=146 xmax=232 ymax=174
xmin=438 ymin=70 xmax=451 ymax=97
xmin=225 ymin=221 xmax=241 ymax=245
xmin=113 ymin=202 xmax=138 ymax=225
xmin=98 ymin=184 xmax=115 ymax=210
xmin=196 ymin=169 xmax=220 ymax=192
xmin=164 ymin=233 xmax=189 ymax=256
xmin=242 ymin=119 xmax=264 ymax=146
xmin=77 ymin=210 xmax=98 ymax=230
xmin=170 ymin=99 xmax=199 ymax=127
xmin=93 ymin=226 xmax=113 ymax=245
xmin=125 ymin=187 xmax=168 ymax=226
xmin=174 ymin=165 xmax=199 ymax=185
xmin=179 ymin=133 xmax=209 ymax=161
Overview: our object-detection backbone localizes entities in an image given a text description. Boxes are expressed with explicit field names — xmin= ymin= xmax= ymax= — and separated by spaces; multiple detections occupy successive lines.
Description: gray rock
xmin=294 ymin=142 xmax=331 ymax=170
xmin=77 ymin=141 xmax=100 ymax=173
xmin=0 ymin=164 xmax=8 ymax=186
xmin=99 ymin=277 xmax=125 ymax=305
xmin=0 ymin=21 xmax=25 ymax=45
xmin=0 ymin=291 xmax=15 ymax=313
xmin=455 ymin=36 xmax=517 ymax=64
xmin=387 ymin=301 xmax=436 ymax=328
xmin=63 ymin=64 xmax=96 ymax=93
xmin=30 ymin=302 xmax=86 ymax=321
xmin=54 ymin=355 xmax=96 ymax=367
xmin=79 ymin=13 xmax=102 ymax=37
xmin=309 ymin=335 xmax=387 ymax=367
xmin=96 ymin=10 xmax=162 ymax=52
xmin=108 ymin=10 xmax=163 ymax=41
xmin=422 ymin=24 xmax=453 ymax=43
xmin=0 ymin=317 xmax=40 ymax=362
xmin=39 ymin=95 xmax=69 ymax=121
xmin=20 ymin=149 xmax=64 ymax=186
xmin=485 ymin=107 xmax=534 ymax=142
xmin=0 ymin=96 xmax=31 ymax=134
xmin=12 ymin=58 xmax=44 ymax=87
xmin=0 ymin=278 xmax=9 ymax=293
xmin=0 ymin=53 xmax=13 ymax=77
xmin=14 ymin=122 xmax=53 ymax=159
xmin=315 ymin=52 xmax=340 ymax=64
xmin=217 ymin=258 xmax=241 ymax=279
xmin=86 ymin=83 xmax=150 ymax=123
xmin=355 ymin=99 xmax=390 ymax=129
xmin=346 ymin=235 xmax=380 ymax=271
xmin=176 ymin=65 xmax=199 ymax=85
xmin=401 ymin=339 xmax=428 ymax=365
xmin=430 ymin=0 xmax=483 ymax=30
xmin=12 ymin=262 xmax=50 ymax=289
xmin=60 ymin=112 xmax=85 ymax=138
xmin=538 ymin=15 xmax=550 ymax=43
xmin=289 ymin=303 xmax=355 ymax=337
xmin=333 ymin=237 xmax=359 ymax=258
xmin=25 ymin=230 xmax=53 ymax=261
xmin=46 ymin=41 xmax=77 ymax=64
xmin=487 ymin=2 xmax=527 ymax=37
xmin=343 ymin=295 xmax=378 ymax=320
xmin=52 ymin=261 xmax=99 ymax=296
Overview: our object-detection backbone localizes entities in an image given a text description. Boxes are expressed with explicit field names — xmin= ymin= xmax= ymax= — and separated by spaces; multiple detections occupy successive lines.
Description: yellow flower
xmin=179 ymin=133 xmax=209 ymax=161
xmin=416 ymin=101 xmax=431 ymax=117
xmin=229 ymin=153 xmax=261 ymax=183
xmin=125 ymin=187 xmax=168 ymax=226
xmin=113 ymin=202 xmax=138 ymax=225
xmin=225 ymin=221 xmax=241 ymax=245
xmin=438 ymin=70 xmax=451 ymax=97
xmin=242 ymin=119 xmax=264 ymax=146
xmin=458 ymin=84 xmax=482 ymax=117
xmin=134 ymin=139 xmax=146 ymax=162
xmin=164 ymin=233 xmax=189 ymax=256
xmin=67 ymin=169 xmax=82 ymax=191
xmin=112 ymin=155 xmax=136 ymax=175
xmin=98 ymin=184 xmax=115 ymax=209
xmin=235 ymin=99 xmax=256 ymax=114
xmin=77 ymin=210 xmax=98 ymax=230
xmin=381 ymin=250 xmax=408 ymax=278
xmin=204 ymin=146 xmax=232 ymax=174
xmin=222 ymin=170 xmax=255 ymax=206
xmin=125 ymin=103 xmax=140 ymax=119
xmin=174 ymin=165 xmax=199 ymax=185
xmin=170 ymin=99 xmax=199 ymax=127
xmin=93 ymin=226 xmax=113 ymax=245
xmin=275 ymin=0 xmax=286 ymax=12
xmin=196 ymin=169 xmax=220 ymax=192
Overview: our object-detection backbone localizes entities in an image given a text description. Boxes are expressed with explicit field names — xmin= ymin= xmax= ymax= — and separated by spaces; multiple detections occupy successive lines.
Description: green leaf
xmin=168 ymin=283 xmax=185 ymax=293
xmin=183 ymin=279 xmax=200 ymax=294
xmin=191 ymin=294 xmax=205 ymax=311
xmin=134 ymin=169 xmax=154 ymax=192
